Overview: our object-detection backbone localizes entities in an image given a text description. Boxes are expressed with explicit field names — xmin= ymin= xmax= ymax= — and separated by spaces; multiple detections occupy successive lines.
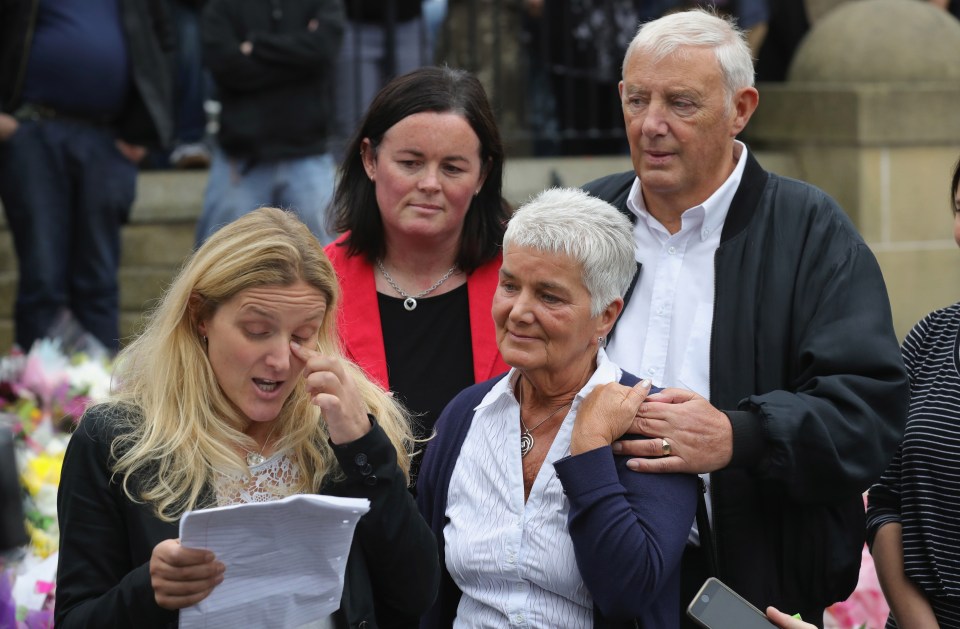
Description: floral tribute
xmin=0 ymin=338 xmax=113 ymax=628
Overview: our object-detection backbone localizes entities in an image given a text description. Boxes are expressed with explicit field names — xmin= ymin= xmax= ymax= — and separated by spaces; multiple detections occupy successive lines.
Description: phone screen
xmin=686 ymin=578 xmax=776 ymax=629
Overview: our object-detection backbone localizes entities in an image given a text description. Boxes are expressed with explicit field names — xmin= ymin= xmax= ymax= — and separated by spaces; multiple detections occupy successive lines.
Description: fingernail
xmin=640 ymin=378 xmax=652 ymax=388
xmin=611 ymin=442 xmax=622 ymax=453
xmin=626 ymin=459 xmax=639 ymax=471
xmin=290 ymin=341 xmax=301 ymax=350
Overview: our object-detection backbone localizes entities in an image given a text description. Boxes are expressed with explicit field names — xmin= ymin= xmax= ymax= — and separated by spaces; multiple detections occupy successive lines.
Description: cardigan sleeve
xmin=55 ymin=407 xmax=177 ymax=629
xmin=554 ymin=445 xmax=698 ymax=619
xmin=326 ymin=420 xmax=440 ymax=620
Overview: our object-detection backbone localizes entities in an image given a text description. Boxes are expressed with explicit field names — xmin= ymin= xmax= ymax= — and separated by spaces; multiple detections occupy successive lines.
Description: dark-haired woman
xmin=325 ymin=66 xmax=510 ymax=484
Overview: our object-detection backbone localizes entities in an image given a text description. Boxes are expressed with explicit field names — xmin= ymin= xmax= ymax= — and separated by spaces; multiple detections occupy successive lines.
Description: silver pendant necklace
xmin=376 ymin=259 xmax=459 ymax=311
xmin=517 ymin=379 xmax=572 ymax=458
xmin=245 ymin=421 xmax=280 ymax=467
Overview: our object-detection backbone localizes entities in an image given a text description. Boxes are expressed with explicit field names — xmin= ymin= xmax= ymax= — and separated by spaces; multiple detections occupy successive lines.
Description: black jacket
xmin=55 ymin=405 xmax=439 ymax=629
xmin=0 ymin=0 xmax=174 ymax=146
xmin=583 ymin=151 xmax=909 ymax=622
xmin=202 ymin=0 xmax=344 ymax=161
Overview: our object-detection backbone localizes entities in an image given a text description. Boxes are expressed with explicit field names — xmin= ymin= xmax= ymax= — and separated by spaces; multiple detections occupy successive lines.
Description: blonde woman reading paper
xmin=54 ymin=208 xmax=439 ymax=628
xmin=416 ymin=188 xmax=698 ymax=628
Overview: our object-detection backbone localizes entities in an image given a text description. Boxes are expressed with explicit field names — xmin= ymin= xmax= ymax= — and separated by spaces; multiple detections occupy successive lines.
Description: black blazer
xmin=55 ymin=404 xmax=439 ymax=628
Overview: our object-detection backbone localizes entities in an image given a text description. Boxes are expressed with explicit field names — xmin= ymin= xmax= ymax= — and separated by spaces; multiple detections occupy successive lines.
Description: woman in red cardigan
xmin=326 ymin=66 xmax=510 ymax=486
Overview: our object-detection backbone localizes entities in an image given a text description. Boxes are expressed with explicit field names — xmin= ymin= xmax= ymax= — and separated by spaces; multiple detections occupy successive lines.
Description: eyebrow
xmin=396 ymin=147 xmax=473 ymax=163
xmin=500 ymin=268 xmax=570 ymax=294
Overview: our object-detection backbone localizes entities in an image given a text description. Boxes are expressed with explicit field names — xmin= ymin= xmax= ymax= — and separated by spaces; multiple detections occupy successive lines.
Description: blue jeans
xmin=171 ymin=0 xmax=210 ymax=144
xmin=0 ymin=119 xmax=137 ymax=352
xmin=196 ymin=148 xmax=336 ymax=246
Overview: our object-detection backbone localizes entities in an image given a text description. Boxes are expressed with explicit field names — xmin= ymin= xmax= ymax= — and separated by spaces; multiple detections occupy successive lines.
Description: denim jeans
xmin=196 ymin=148 xmax=336 ymax=246
xmin=171 ymin=0 xmax=211 ymax=144
xmin=0 ymin=119 xmax=137 ymax=352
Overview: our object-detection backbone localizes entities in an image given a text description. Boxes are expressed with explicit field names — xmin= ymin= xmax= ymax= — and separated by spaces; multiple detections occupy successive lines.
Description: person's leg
xmin=0 ymin=120 xmax=72 ymax=350
xmin=168 ymin=0 xmax=211 ymax=169
xmin=331 ymin=20 xmax=382 ymax=160
xmin=195 ymin=147 xmax=273 ymax=246
xmin=67 ymin=123 xmax=138 ymax=352
xmin=275 ymin=153 xmax=337 ymax=244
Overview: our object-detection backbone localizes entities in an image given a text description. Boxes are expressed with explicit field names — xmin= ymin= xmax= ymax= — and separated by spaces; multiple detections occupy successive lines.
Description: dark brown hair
xmin=330 ymin=66 xmax=508 ymax=272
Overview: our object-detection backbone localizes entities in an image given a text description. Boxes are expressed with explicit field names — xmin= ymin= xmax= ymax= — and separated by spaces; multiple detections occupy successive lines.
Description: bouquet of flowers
xmin=0 ymin=333 xmax=113 ymax=628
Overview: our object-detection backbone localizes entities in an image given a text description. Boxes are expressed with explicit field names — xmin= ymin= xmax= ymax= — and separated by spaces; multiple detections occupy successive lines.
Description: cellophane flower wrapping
xmin=1 ymin=335 xmax=113 ymax=628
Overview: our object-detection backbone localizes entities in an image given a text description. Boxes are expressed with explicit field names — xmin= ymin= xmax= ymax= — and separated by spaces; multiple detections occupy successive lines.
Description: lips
xmin=253 ymin=378 xmax=282 ymax=393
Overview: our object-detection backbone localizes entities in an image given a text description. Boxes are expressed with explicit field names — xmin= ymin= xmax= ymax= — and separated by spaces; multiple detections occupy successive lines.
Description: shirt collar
xmin=475 ymin=349 xmax=623 ymax=412
xmin=625 ymin=141 xmax=748 ymax=242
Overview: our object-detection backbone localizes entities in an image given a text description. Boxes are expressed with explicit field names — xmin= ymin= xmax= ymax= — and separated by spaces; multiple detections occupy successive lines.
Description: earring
xmin=202 ymin=335 xmax=208 ymax=345
xmin=598 ymin=336 xmax=606 ymax=348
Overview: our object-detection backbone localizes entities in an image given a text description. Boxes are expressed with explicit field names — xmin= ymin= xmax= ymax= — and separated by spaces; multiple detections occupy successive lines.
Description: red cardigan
xmin=325 ymin=234 xmax=509 ymax=390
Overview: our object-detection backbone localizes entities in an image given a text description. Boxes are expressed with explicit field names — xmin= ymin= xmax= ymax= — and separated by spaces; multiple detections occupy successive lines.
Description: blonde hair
xmin=106 ymin=207 xmax=412 ymax=521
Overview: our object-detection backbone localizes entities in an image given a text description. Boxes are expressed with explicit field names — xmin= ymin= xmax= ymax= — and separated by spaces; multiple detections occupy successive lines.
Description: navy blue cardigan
xmin=416 ymin=371 xmax=698 ymax=628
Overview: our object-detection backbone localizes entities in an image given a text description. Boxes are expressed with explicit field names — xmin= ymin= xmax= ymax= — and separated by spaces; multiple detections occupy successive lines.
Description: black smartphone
xmin=686 ymin=577 xmax=777 ymax=629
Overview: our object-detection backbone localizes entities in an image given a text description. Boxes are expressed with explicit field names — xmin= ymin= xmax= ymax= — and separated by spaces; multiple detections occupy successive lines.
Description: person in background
xmin=194 ymin=0 xmax=343 ymax=245
xmin=0 ymin=0 xmax=173 ymax=353
xmin=416 ymin=187 xmax=698 ymax=628
xmin=582 ymin=8 xmax=908 ymax=627
xmin=167 ymin=0 xmax=212 ymax=170
xmin=55 ymin=207 xmax=438 ymax=627
xmin=330 ymin=0 xmax=428 ymax=160
xmin=867 ymin=156 xmax=960 ymax=628
xmin=326 ymin=66 xmax=510 ymax=485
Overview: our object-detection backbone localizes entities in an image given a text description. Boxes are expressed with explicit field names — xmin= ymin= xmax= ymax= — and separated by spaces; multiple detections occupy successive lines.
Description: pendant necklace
xmin=376 ymin=259 xmax=459 ymax=311
xmin=518 ymin=379 xmax=572 ymax=458
xmin=245 ymin=420 xmax=280 ymax=467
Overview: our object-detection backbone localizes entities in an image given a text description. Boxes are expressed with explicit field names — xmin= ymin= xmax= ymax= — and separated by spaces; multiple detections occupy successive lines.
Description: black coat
xmin=583 ymin=151 xmax=909 ymax=622
xmin=202 ymin=0 xmax=344 ymax=161
xmin=55 ymin=405 xmax=439 ymax=629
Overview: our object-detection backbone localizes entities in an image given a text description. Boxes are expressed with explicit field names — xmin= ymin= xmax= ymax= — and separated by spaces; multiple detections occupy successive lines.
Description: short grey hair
xmin=623 ymin=8 xmax=755 ymax=106
xmin=503 ymin=187 xmax=637 ymax=316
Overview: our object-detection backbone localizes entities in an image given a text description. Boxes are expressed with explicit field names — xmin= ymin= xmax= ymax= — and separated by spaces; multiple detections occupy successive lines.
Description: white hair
xmin=623 ymin=8 xmax=755 ymax=105
xmin=503 ymin=187 xmax=637 ymax=317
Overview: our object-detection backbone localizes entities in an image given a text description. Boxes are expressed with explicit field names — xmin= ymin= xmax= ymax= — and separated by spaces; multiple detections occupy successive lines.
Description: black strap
xmin=696 ymin=476 xmax=720 ymax=578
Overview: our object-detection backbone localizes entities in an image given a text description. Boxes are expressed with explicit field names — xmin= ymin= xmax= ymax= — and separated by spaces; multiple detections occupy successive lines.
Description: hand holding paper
xmin=150 ymin=538 xmax=224 ymax=610
xmin=177 ymin=493 xmax=370 ymax=629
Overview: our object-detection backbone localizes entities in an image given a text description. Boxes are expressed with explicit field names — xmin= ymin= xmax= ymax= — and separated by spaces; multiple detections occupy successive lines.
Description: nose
xmin=417 ymin=165 xmax=441 ymax=193
xmin=640 ymin=100 xmax=668 ymax=138
xmin=264 ymin=338 xmax=292 ymax=372
xmin=507 ymin=290 xmax=536 ymax=324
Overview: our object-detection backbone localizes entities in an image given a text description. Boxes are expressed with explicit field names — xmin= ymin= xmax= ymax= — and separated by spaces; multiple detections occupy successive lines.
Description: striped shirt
xmin=444 ymin=351 xmax=622 ymax=627
xmin=867 ymin=301 xmax=960 ymax=627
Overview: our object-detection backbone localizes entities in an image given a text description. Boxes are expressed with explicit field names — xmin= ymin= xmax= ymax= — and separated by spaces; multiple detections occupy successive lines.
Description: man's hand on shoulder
xmin=612 ymin=388 xmax=733 ymax=474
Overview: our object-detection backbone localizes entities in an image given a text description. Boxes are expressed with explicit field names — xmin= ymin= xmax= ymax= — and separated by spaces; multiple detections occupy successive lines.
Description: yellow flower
xmin=21 ymin=451 xmax=65 ymax=497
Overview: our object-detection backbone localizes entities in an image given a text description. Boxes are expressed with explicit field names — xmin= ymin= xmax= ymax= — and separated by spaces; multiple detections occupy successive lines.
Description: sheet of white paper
xmin=178 ymin=493 xmax=369 ymax=629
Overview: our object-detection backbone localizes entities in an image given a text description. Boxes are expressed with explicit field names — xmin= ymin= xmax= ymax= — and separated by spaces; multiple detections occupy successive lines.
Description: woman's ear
xmin=597 ymin=297 xmax=624 ymax=338
xmin=360 ymin=138 xmax=376 ymax=181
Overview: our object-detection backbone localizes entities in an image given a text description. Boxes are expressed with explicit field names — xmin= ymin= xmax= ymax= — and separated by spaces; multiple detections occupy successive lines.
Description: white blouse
xmin=444 ymin=350 xmax=621 ymax=628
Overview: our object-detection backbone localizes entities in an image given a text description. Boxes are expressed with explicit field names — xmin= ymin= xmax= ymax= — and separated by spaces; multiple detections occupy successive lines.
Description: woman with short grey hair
xmin=418 ymin=187 xmax=698 ymax=628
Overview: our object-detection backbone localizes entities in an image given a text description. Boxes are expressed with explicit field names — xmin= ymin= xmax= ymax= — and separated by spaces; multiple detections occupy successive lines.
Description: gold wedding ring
xmin=661 ymin=438 xmax=672 ymax=457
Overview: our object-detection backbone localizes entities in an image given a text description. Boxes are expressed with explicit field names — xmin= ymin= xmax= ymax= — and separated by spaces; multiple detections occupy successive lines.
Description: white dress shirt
xmin=444 ymin=351 xmax=622 ymax=628
xmin=606 ymin=141 xmax=747 ymax=543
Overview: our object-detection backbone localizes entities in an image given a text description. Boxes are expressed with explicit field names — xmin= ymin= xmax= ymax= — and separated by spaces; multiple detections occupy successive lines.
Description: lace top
xmin=213 ymin=451 xmax=302 ymax=506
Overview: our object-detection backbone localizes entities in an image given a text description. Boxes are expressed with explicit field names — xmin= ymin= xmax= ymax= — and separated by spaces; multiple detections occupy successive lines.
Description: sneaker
xmin=169 ymin=143 xmax=211 ymax=169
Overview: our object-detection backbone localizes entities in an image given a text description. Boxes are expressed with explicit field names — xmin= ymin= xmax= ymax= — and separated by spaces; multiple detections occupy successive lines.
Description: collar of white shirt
xmin=625 ymin=140 xmax=748 ymax=241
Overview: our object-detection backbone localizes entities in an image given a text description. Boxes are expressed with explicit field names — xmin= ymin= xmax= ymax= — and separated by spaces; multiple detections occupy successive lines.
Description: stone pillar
xmin=743 ymin=0 xmax=960 ymax=339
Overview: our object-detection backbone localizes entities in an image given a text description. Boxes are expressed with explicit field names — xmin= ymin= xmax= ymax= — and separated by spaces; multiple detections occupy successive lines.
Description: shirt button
xmin=360 ymin=463 xmax=373 ymax=476
xmin=667 ymin=246 xmax=677 ymax=254
xmin=648 ymin=367 xmax=656 ymax=375
xmin=354 ymin=453 xmax=368 ymax=467
xmin=364 ymin=475 xmax=377 ymax=486
xmin=702 ymin=228 xmax=711 ymax=237
xmin=514 ymin=614 xmax=524 ymax=624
